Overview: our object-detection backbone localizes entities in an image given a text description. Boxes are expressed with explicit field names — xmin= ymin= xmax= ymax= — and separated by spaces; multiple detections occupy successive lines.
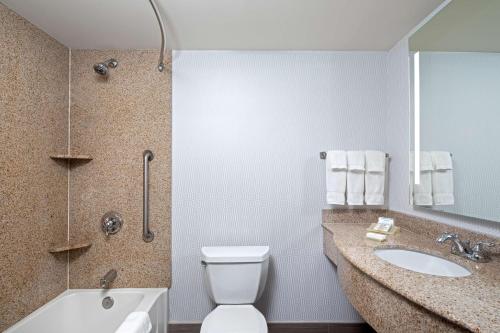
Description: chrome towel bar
xmin=320 ymin=151 xmax=389 ymax=159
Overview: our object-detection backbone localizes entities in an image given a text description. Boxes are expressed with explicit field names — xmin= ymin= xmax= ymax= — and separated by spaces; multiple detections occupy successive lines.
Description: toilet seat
xmin=201 ymin=305 xmax=268 ymax=333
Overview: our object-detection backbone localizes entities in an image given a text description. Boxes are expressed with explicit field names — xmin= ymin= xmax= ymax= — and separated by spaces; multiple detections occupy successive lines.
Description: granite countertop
xmin=322 ymin=222 xmax=500 ymax=333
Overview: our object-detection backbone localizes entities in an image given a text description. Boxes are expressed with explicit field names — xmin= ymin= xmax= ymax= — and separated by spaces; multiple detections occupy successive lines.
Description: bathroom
xmin=0 ymin=0 xmax=499 ymax=332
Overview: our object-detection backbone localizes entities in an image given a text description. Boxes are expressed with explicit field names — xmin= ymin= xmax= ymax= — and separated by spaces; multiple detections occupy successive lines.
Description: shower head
xmin=93 ymin=59 xmax=118 ymax=76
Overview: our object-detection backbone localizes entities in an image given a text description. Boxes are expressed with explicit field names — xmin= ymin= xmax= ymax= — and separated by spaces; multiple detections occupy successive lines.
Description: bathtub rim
xmin=5 ymin=288 xmax=169 ymax=333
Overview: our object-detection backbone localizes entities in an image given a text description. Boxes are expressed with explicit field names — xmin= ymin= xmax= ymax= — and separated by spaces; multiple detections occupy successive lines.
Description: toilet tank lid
xmin=202 ymin=246 xmax=270 ymax=263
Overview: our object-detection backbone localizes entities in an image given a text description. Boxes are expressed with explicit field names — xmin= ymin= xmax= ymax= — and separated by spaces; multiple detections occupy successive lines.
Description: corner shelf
xmin=49 ymin=154 xmax=93 ymax=161
xmin=48 ymin=240 xmax=92 ymax=253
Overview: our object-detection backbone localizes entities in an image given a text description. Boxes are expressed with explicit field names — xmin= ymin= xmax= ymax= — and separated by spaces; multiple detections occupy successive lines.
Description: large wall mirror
xmin=409 ymin=0 xmax=500 ymax=222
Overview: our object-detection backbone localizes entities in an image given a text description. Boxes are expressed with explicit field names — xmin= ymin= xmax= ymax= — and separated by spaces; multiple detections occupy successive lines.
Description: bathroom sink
xmin=374 ymin=249 xmax=471 ymax=277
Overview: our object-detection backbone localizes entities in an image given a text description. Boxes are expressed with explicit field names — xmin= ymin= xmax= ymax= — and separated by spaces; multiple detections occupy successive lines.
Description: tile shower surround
xmin=68 ymin=50 xmax=172 ymax=289
xmin=0 ymin=4 xmax=69 ymax=330
xmin=0 ymin=5 xmax=172 ymax=330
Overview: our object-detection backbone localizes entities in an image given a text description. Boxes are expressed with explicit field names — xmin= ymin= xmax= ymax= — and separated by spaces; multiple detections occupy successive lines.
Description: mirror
xmin=409 ymin=0 xmax=500 ymax=222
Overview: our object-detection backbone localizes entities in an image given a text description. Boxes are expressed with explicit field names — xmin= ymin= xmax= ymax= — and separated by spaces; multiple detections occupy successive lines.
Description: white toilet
xmin=200 ymin=246 xmax=270 ymax=333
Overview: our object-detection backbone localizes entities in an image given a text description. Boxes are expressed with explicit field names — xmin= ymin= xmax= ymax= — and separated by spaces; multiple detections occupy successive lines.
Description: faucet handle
xmin=470 ymin=241 xmax=495 ymax=263
xmin=436 ymin=232 xmax=458 ymax=243
xmin=472 ymin=241 xmax=495 ymax=252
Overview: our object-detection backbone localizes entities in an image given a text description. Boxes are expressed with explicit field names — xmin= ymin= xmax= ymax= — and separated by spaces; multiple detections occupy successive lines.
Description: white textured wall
xmin=386 ymin=40 xmax=500 ymax=237
xmin=171 ymin=51 xmax=387 ymax=322
xmin=171 ymin=46 xmax=500 ymax=324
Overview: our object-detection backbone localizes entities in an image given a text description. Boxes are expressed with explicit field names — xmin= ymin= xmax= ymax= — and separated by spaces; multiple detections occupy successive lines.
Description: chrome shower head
xmin=93 ymin=59 xmax=118 ymax=76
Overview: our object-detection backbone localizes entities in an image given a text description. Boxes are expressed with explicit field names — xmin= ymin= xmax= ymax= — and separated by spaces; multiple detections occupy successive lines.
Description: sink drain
xmin=102 ymin=296 xmax=114 ymax=309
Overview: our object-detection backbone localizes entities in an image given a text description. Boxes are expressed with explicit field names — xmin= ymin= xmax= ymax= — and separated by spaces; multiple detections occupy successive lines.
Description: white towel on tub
xmin=346 ymin=151 xmax=365 ymax=205
xmin=115 ymin=312 xmax=152 ymax=333
xmin=364 ymin=151 xmax=386 ymax=205
xmin=431 ymin=151 xmax=454 ymax=205
xmin=325 ymin=151 xmax=347 ymax=205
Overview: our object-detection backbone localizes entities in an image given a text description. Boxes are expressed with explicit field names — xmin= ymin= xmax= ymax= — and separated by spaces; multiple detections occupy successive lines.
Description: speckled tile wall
xmin=68 ymin=50 xmax=172 ymax=288
xmin=0 ymin=4 xmax=69 ymax=330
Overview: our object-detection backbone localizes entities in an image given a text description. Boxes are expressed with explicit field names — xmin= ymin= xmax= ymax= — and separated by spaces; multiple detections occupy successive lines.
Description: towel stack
xmin=325 ymin=150 xmax=386 ymax=206
xmin=411 ymin=151 xmax=454 ymax=206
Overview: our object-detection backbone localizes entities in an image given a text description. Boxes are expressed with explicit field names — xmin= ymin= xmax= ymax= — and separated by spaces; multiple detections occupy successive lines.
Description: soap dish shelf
xmin=49 ymin=154 xmax=93 ymax=161
xmin=48 ymin=241 xmax=92 ymax=253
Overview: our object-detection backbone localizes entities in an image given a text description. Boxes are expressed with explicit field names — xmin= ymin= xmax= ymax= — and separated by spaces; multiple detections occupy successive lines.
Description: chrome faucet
xmin=437 ymin=232 xmax=495 ymax=263
xmin=436 ymin=233 xmax=470 ymax=254
xmin=100 ymin=269 xmax=117 ymax=289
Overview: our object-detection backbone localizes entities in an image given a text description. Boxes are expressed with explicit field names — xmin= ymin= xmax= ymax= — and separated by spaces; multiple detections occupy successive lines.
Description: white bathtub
xmin=5 ymin=288 xmax=168 ymax=333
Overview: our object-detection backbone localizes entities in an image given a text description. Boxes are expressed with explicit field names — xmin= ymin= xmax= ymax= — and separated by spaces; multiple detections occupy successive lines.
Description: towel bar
xmin=320 ymin=151 xmax=389 ymax=159
xmin=320 ymin=151 xmax=452 ymax=159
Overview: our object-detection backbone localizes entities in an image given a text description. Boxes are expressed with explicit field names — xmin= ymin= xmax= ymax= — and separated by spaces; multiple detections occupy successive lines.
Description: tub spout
xmin=100 ymin=269 xmax=117 ymax=289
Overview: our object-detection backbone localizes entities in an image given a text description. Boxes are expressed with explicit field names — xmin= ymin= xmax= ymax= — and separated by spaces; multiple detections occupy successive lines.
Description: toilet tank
xmin=201 ymin=246 xmax=270 ymax=304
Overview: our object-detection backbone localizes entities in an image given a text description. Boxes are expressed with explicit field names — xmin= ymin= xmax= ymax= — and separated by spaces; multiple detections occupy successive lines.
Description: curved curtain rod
xmin=148 ymin=0 xmax=166 ymax=72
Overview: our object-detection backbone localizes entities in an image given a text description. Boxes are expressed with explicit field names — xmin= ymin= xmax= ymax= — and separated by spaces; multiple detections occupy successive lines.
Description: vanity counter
xmin=322 ymin=211 xmax=500 ymax=333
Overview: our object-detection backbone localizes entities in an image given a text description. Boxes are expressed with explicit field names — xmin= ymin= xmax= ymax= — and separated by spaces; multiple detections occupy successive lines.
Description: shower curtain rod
xmin=148 ymin=0 xmax=166 ymax=72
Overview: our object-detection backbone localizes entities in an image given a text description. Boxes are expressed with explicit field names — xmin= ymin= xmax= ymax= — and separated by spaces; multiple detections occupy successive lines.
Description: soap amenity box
xmin=365 ymin=217 xmax=398 ymax=241
xmin=366 ymin=223 xmax=399 ymax=235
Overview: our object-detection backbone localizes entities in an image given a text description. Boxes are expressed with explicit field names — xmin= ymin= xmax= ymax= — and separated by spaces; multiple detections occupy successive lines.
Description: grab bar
xmin=143 ymin=150 xmax=155 ymax=242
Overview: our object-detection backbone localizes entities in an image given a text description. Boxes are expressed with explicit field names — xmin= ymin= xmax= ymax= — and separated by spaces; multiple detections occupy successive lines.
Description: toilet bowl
xmin=201 ymin=305 xmax=267 ymax=333
xmin=200 ymin=246 xmax=270 ymax=333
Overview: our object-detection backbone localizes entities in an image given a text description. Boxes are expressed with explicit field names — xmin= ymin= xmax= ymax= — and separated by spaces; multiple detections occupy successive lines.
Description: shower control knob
xmin=101 ymin=211 xmax=123 ymax=236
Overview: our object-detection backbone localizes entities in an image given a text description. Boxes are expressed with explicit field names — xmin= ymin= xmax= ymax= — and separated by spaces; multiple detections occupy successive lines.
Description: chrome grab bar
xmin=143 ymin=150 xmax=155 ymax=242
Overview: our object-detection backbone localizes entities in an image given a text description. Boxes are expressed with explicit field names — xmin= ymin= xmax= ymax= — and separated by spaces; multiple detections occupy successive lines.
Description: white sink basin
xmin=374 ymin=248 xmax=471 ymax=277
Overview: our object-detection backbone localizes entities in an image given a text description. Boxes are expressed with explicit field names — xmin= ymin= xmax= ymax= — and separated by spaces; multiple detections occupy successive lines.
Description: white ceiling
xmin=2 ymin=0 xmax=444 ymax=50
xmin=410 ymin=0 xmax=500 ymax=52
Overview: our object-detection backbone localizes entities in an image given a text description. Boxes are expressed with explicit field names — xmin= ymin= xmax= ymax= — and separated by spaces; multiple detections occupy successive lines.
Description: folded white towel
xmin=327 ymin=150 xmax=347 ymax=170
xmin=347 ymin=151 xmax=365 ymax=171
xmin=364 ymin=151 xmax=386 ymax=205
xmin=410 ymin=151 xmax=433 ymax=205
xmin=326 ymin=169 xmax=346 ymax=205
xmin=327 ymin=190 xmax=345 ymax=205
xmin=413 ymin=171 xmax=433 ymax=206
xmin=365 ymin=173 xmax=385 ymax=205
xmin=347 ymin=172 xmax=364 ymax=205
xmin=365 ymin=151 xmax=386 ymax=173
xmin=115 ymin=312 xmax=152 ymax=333
xmin=420 ymin=151 xmax=433 ymax=171
xmin=431 ymin=151 xmax=453 ymax=170
xmin=365 ymin=150 xmax=386 ymax=205
xmin=346 ymin=151 xmax=365 ymax=205
xmin=430 ymin=151 xmax=454 ymax=205
xmin=432 ymin=170 xmax=454 ymax=205
xmin=326 ymin=151 xmax=346 ymax=205
xmin=410 ymin=151 xmax=433 ymax=171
